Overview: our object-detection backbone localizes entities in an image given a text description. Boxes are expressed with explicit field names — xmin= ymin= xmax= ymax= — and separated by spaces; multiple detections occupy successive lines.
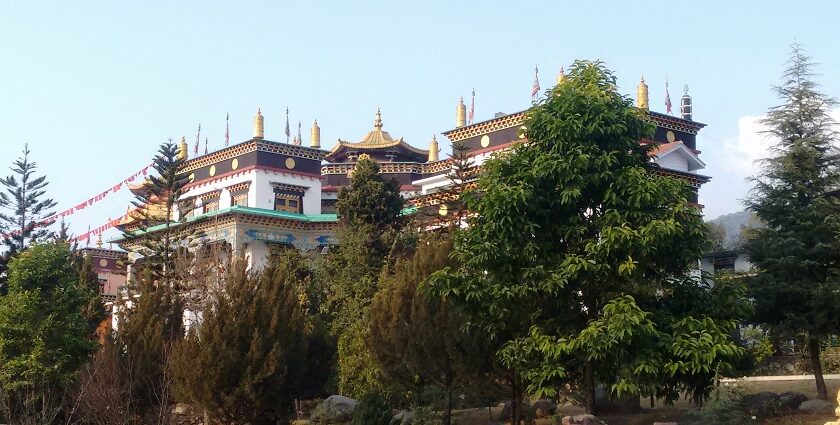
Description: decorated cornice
xmin=181 ymin=139 xmax=326 ymax=173
xmin=442 ymin=112 xmax=526 ymax=142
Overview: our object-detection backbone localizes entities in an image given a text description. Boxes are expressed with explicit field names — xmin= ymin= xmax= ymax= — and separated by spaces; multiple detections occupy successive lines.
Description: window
xmin=274 ymin=193 xmax=302 ymax=213
xmin=232 ymin=194 xmax=248 ymax=207
xmin=203 ymin=201 xmax=219 ymax=213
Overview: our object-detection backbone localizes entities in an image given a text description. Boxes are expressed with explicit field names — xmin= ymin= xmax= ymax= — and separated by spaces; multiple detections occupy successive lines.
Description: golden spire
xmin=310 ymin=119 xmax=321 ymax=149
xmin=374 ymin=108 xmax=383 ymax=129
xmin=95 ymin=233 xmax=103 ymax=248
xmin=253 ymin=108 xmax=264 ymax=139
xmin=428 ymin=135 xmax=440 ymax=162
xmin=456 ymin=97 xmax=466 ymax=128
xmin=177 ymin=136 xmax=188 ymax=160
xmin=556 ymin=66 xmax=565 ymax=85
xmin=636 ymin=76 xmax=649 ymax=110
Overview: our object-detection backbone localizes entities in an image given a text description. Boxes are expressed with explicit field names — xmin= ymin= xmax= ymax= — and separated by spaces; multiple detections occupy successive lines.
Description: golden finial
xmin=253 ymin=108 xmax=264 ymax=139
xmin=428 ymin=135 xmax=440 ymax=162
xmin=96 ymin=233 xmax=103 ymax=248
xmin=310 ymin=119 xmax=321 ymax=149
xmin=556 ymin=66 xmax=565 ymax=85
xmin=374 ymin=108 xmax=383 ymax=129
xmin=636 ymin=76 xmax=649 ymax=110
xmin=358 ymin=153 xmax=371 ymax=162
xmin=456 ymin=97 xmax=466 ymax=128
xmin=177 ymin=136 xmax=188 ymax=160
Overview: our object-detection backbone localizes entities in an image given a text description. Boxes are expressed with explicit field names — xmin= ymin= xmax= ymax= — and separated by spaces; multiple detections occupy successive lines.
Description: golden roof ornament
xmin=374 ymin=108 xmax=383 ymax=129
xmin=253 ymin=108 xmax=264 ymax=139
xmin=556 ymin=66 xmax=565 ymax=85
xmin=636 ymin=76 xmax=649 ymax=110
xmin=96 ymin=233 xmax=103 ymax=248
xmin=456 ymin=97 xmax=466 ymax=128
xmin=428 ymin=135 xmax=440 ymax=162
xmin=310 ymin=119 xmax=321 ymax=149
xmin=177 ymin=136 xmax=188 ymax=160
xmin=358 ymin=153 xmax=371 ymax=161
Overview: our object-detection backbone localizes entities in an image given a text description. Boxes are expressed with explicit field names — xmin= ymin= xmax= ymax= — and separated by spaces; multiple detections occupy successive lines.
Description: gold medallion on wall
xmin=231 ymin=158 xmax=239 ymax=170
xmin=209 ymin=165 xmax=216 ymax=176
xmin=188 ymin=173 xmax=196 ymax=183
xmin=98 ymin=259 xmax=108 ymax=268
xmin=438 ymin=204 xmax=448 ymax=216
xmin=666 ymin=130 xmax=676 ymax=143
xmin=285 ymin=157 xmax=296 ymax=169
xmin=480 ymin=135 xmax=490 ymax=148
xmin=519 ymin=126 xmax=527 ymax=139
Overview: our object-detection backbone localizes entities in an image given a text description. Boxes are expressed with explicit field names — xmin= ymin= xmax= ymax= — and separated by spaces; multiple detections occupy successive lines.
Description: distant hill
xmin=706 ymin=210 xmax=755 ymax=249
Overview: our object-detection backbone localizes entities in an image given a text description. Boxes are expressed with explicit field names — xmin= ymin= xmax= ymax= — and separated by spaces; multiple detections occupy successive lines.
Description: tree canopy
xmin=426 ymin=60 xmax=737 ymax=414
xmin=744 ymin=44 xmax=840 ymax=400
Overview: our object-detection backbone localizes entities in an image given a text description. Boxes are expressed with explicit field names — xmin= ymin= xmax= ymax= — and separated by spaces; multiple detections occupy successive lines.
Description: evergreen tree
xmin=0 ymin=243 xmax=99 ymax=421
xmin=744 ymin=44 xmax=840 ymax=400
xmin=115 ymin=268 xmax=183 ymax=417
xmin=122 ymin=142 xmax=196 ymax=286
xmin=171 ymin=252 xmax=311 ymax=423
xmin=0 ymin=144 xmax=57 ymax=281
xmin=427 ymin=61 xmax=736 ymax=416
xmin=370 ymin=233 xmax=494 ymax=425
xmin=324 ymin=156 xmax=405 ymax=397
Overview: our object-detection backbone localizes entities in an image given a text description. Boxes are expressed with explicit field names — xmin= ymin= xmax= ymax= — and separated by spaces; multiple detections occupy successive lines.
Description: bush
xmin=351 ymin=393 xmax=393 ymax=425
xmin=683 ymin=383 xmax=757 ymax=425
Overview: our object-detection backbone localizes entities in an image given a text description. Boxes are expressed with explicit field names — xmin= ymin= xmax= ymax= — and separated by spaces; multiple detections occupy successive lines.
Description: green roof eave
xmin=109 ymin=206 xmax=338 ymax=243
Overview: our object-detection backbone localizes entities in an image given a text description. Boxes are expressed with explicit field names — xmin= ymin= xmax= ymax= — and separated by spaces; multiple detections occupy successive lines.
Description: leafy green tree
xmin=323 ymin=156 xmax=405 ymax=397
xmin=0 ymin=242 xmax=99 ymax=421
xmin=744 ymin=44 xmax=840 ymax=400
xmin=370 ymin=233 xmax=494 ymax=425
xmin=171 ymin=252 xmax=312 ymax=423
xmin=0 ymin=145 xmax=57 ymax=282
xmin=427 ymin=61 xmax=734 ymax=416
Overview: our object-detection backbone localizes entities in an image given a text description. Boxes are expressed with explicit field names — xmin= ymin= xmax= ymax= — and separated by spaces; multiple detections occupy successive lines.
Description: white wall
xmin=251 ymin=169 xmax=322 ymax=214
xmin=656 ymin=153 xmax=689 ymax=172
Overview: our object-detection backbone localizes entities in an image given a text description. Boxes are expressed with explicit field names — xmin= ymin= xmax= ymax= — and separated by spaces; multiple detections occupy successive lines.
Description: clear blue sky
xmin=2 ymin=1 xmax=839 ymax=241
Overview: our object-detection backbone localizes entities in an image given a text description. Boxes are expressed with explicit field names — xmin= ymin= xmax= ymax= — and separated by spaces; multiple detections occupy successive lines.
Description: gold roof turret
xmin=428 ymin=135 xmax=440 ymax=162
xmin=456 ymin=98 xmax=466 ymax=128
xmin=96 ymin=233 xmax=103 ymax=248
xmin=374 ymin=108 xmax=383 ymax=129
xmin=177 ymin=136 xmax=188 ymax=160
xmin=556 ymin=66 xmax=565 ymax=85
xmin=310 ymin=119 xmax=321 ymax=148
xmin=636 ymin=76 xmax=649 ymax=110
xmin=253 ymin=108 xmax=264 ymax=139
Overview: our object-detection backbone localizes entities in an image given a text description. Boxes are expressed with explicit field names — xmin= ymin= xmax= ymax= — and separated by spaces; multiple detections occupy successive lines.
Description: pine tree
xmin=370 ymin=233 xmax=494 ymax=425
xmin=0 ymin=144 xmax=57 ymax=281
xmin=744 ymin=44 xmax=840 ymax=400
xmin=170 ymin=252 xmax=311 ymax=423
xmin=122 ymin=142 xmax=196 ymax=286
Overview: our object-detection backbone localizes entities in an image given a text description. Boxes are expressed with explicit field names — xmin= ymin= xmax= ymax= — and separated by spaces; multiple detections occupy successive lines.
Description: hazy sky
xmin=2 ymin=1 xmax=839 ymax=242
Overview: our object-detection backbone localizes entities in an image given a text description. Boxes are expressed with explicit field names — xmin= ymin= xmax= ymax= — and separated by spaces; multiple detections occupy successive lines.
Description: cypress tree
xmin=370 ymin=233 xmax=494 ymax=425
xmin=744 ymin=44 xmax=840 ymax=400
xmin=170 ymin=252 xmax=311 ymax=423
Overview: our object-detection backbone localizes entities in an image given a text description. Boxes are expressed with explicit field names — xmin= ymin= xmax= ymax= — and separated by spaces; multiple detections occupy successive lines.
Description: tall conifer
xmin=0 ymin=145 xmax=56 ymax=280
xmin=744 ymin=44 xmax=840 ymax=400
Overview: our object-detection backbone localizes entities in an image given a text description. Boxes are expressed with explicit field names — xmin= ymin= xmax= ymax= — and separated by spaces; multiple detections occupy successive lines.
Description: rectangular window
xmin=203 ymin=201 xmax=219 ymax=213
xmin=232 ymin=194 xmax=248 ymax=207
xmin=274 ymin=193 xmax=302 ymax=213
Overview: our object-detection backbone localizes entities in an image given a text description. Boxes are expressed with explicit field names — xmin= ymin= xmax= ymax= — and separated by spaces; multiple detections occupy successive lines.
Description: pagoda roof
xmin=325 ymin=109 xmax=429 ymax=162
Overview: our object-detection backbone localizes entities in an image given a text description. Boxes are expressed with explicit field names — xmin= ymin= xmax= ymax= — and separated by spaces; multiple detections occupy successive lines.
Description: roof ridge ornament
xmin=374 ymin=108 xmax=383 ymax=129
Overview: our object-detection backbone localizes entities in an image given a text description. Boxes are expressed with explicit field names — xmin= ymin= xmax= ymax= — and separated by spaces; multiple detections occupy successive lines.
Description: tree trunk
xmin=584 ymin=360 xmax=596 ymax=414
xmin=808 ymin=336 xmax=828 ymax=400
xmin=443 ymin=388 xmax=452 ymax=425
xmin=510 ymin=372 xmax=520 ymax=425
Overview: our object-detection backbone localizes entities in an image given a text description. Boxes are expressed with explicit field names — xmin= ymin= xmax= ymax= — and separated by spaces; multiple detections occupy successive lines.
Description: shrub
xmin=351 ymin=393 xmax=393 ymax=425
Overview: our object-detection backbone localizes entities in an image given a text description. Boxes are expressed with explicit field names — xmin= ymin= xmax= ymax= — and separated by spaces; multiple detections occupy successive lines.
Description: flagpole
xmin=225 ymin=113 xmax=230 ymax=147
